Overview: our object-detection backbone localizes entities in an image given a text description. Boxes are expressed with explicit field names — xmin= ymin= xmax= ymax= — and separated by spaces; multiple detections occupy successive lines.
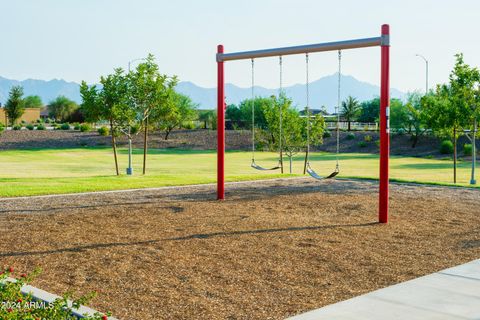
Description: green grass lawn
xmin=0 ymin=147 xmax=477 ymax=197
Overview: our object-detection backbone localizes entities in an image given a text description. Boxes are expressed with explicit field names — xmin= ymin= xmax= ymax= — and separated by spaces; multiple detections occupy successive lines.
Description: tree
xmin=79 ymin=82 xmax=102 ymax=123
xmin=225 ymin=104 xmax=243 ymax=128
xmin=101 ymin=69 xmax=132 ymax=175
xmin=198 ymin=110 xmax=216 ymax=129
xmin=340 ymin=96 xmax=360 ymax=131
xmin=422 ymin=54 xmax=478 ymax=183
xmin=263 ymin=94 xmax=324 ymax=173
xmin=4 ymin=86 xmax=25 ymax=126
xmin=23 ymin=95 xmax=43 ymax=108
xmin=358 ymin=98 xmax=380 ymax=123
xmin=156 ymin=92 xmax=197 ymax=140
xmin=128 ymin=54 xmax=178 ymax=174
xmin=48 ymin=96 xmax=79 ymax=122
xmin=80 ymin=69 xmax=133 ymax=176
xmin=389 ymin=98 xmax=408 ymax=131
xmin=401 ymin=93 xmax=427 ymax=148
xmin=238 ymin=96 xmax=272 ymax=130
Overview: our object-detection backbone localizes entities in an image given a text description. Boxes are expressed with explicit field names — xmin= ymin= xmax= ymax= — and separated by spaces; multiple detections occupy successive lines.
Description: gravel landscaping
xmin=0 ymin=129 xmax=470 ymax=158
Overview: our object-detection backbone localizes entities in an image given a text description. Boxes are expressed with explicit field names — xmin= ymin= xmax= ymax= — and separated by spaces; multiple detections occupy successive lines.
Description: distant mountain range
xmin=0 ymin=76 xmax=81 ymax=107
xmin=0 ymin=74 xmax=405 ymax=113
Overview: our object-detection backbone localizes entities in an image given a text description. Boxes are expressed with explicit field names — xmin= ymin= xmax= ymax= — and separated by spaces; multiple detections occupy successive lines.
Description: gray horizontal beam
xmin=217 ymin=36 xmax=383 ymax=62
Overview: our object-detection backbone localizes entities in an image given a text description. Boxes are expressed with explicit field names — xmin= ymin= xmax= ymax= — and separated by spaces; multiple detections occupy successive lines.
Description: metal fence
xmin=325 ymin=121 xmax=378 ymax=131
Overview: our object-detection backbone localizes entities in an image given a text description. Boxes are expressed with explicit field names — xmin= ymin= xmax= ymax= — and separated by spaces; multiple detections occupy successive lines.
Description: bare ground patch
xmin=0 ymin=178 xmax=478 ymax=319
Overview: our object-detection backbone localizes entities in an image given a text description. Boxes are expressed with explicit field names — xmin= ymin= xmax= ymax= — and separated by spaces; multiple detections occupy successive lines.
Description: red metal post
xmin=217 ymin=45 xmax=225 ymax=200
xmin=379 ymin=24 xmax=390 ymax=223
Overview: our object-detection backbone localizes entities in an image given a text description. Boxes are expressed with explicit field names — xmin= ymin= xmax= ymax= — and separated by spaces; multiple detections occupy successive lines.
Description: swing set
xmin=216 ymin=25 xmax=391 ymax=223
xmin=249 ymin=52 xmax=342 ymax=179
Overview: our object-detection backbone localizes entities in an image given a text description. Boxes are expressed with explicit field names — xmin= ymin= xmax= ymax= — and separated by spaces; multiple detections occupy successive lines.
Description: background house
xmin=0 ymin=108 xmax=41 ymax=125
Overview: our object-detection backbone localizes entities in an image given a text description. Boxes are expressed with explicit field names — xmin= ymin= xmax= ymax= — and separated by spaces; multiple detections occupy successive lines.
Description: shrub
xmin=323 ymin=130 xmax=331 ymax=138
xmin=357 ymin=141 xmax=367 ymax=148
xmin=464 ymin=143 xmax=472 ymax=156
xmin=440 ymin=140 xmax=454 ymax=154
xmin=80 ymin=123 xmax=92 ymax=132
xmin=60 ymin=123 xmax=71 ymax=130
xmin=72 ymin=122 xmax=81 ymax=130
xmin=12 ymin=124 xmax=22 ymax=130
xmin=0 ymin=124 xmax=4 ymax=133
xmin=97 ymin=126 xmax=109 ymax=136
xmin=364 ymin=135 xmax=372 ymax=142
xmin=397 ymin=128 xmax=405 ymax=135
xmin=0 ymin=267 xmax=111 ymax=319
xmin=375 ymin=139 xmax=380 ymax=147
xmin=346 ymin=133 xmax=355 ymax=140
xmin=21 ymin=120 xmax=26 ymax=124
xmin=36 ymin=124 xmax=46 ymax=130
xmin=26 ymin=124 xmax=35 ymax=130
xmin=183 ymin=121 xmax=196 ymax=130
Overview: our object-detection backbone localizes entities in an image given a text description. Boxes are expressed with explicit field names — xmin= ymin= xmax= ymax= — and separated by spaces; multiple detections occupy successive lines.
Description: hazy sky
xmin=1 ymin=0 xmax=479 ymax=92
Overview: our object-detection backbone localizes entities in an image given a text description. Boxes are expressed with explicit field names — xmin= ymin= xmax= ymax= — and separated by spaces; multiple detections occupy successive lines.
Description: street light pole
xmin=125 ymin=58 xmax=146 ymax=175
xmin=416 ymin=54 xmax=428 ymax=94
xmin=470 ymin=119 xmax=477 ymax=185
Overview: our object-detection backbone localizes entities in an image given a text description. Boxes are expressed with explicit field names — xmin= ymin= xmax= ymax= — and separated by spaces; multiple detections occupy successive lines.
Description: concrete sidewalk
xmin=288 ymin=259 xmax=480 ymax=320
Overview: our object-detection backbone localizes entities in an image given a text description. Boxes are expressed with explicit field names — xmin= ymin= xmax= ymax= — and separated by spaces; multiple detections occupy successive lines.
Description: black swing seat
xmin=306 ymin=163 xmax=339 ymax=180
xmin=251 ymin=160 xmax=281 ymax=171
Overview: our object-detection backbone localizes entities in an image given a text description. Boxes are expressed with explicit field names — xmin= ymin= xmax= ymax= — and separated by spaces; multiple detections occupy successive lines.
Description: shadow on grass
xmin=117 ymin=148 xmax=216 ymax=156
xmin=0 ymin=222 xmax=377 ymax=257
xmin=299 ymin=153 xmax=378 ymax=161
xmin=394 ymin=162 xmax=470 ymax=170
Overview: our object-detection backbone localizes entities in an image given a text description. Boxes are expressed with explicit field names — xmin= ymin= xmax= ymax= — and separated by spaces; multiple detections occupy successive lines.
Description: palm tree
xmin=341 ymin=96 xmax=360 ymax=131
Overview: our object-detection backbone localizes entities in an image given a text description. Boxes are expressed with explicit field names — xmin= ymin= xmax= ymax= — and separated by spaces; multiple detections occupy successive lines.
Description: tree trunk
xmin=109 ymin=118 xmax=119 ymax=176
xmin=164 ymin=129 xmax=171 ymax=140
xmin=411 ymin=133 xmax=418 ymax=148
xmin=143 ymin=117 xmax=148 ymax=175
xmin=289 ymin=156 xmax=293 ymax=174
xmin=348 ymin=120 xmax=351 ymax=131
xmin=453 ymin=127 xmax=457 ymax=184
xmin=279 ymin=141 xmax=283 ymax=174
xmin=303 ymin=147 xmax=309 ymax=175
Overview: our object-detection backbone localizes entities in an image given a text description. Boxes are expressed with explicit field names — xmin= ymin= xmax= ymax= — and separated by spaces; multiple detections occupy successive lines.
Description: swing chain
xmin=251 ymin=58 xmax=255 ymax=161
xmin=306 ymin=53 xmax=310 ymax=159
xmin=336 ymin=50 xmax=342 ymax=169
xmin=279 ymin=56 xmax=284 ymax=170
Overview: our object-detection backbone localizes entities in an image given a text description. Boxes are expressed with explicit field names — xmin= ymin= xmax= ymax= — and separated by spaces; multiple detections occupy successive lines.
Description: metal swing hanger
xmin=304 ymin=51 xmax=341 ymax=180
xmin=250 ymin=58 xmax=282 ymax=171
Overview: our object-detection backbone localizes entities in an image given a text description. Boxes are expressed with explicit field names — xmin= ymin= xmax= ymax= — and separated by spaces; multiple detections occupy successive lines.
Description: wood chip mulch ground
xmin=0 ymin=178 xmax=479 ymax=319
